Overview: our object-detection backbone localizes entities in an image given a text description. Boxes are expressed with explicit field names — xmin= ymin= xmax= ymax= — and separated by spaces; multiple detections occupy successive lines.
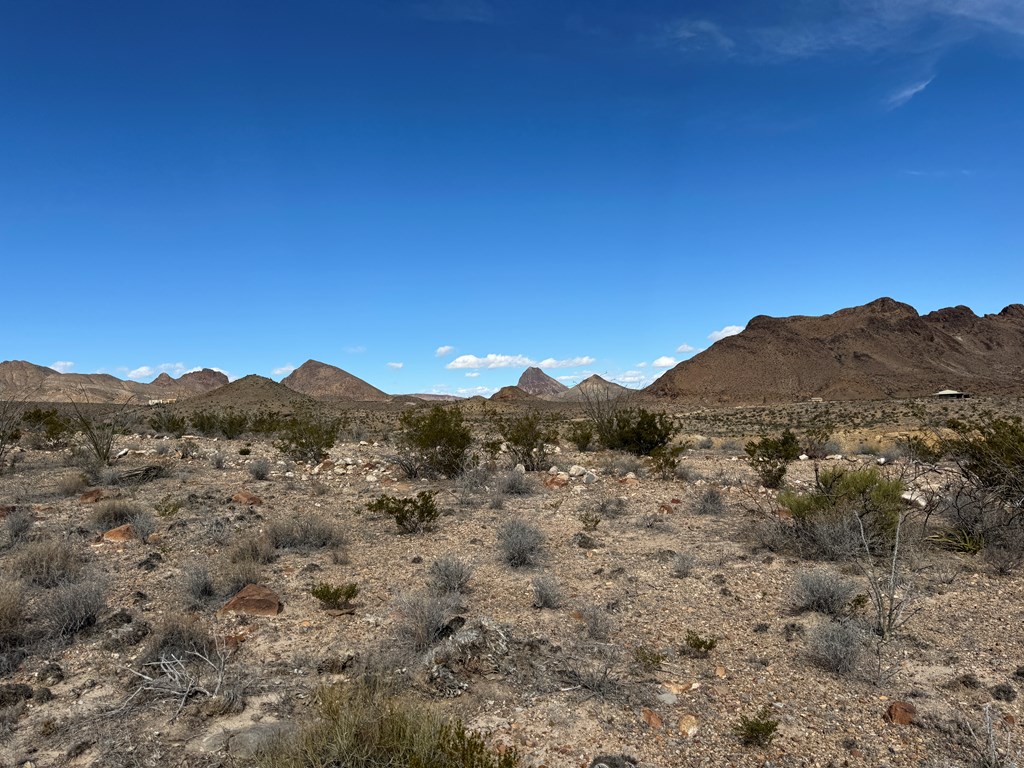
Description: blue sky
xmin=2 ymin=1 xmax=1021 ymax=396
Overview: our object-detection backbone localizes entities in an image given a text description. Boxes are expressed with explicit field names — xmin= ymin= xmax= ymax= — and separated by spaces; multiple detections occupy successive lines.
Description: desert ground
xmin=1 ymin=394 xmax=1022 ymax=768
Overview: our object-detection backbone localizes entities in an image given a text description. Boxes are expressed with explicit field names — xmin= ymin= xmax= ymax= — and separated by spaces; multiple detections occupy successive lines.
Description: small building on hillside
xmin=932 ymin=389 xmax=970 ymax=399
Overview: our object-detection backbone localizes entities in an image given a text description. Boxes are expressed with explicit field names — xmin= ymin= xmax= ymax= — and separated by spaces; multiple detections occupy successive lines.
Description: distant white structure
xmin=932 ymin=389 xmax=969 ymax=399
xmin=147 ymin=398 xmax=178 ymax=405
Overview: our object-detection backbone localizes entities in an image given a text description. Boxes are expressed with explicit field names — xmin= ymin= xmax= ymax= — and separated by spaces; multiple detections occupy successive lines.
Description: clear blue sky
xmin=2 ymin=1 xmax=1021 ymax=395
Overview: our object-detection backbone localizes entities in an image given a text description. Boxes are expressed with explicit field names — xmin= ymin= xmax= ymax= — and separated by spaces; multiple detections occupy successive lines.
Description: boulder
xmin=220 ymin=584 xmax=282 ymax=617
xmin=230 ymin=490 xmax=263 ymax=506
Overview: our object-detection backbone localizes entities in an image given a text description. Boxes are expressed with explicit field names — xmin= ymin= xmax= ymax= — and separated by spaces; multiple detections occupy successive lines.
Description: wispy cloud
xmin=387 ymin=362 xmax=404 ymax=369
xmin=435 ymin=345 xmax=454 ymax=358
xmin=676 ymin=343 xmax=697 ymax=354
xmin=272 ymin=364 xmax=296 ymax=377
xmin=465 ymin=372 xmax=480 ymax=378
xmin=344 ymin=345 xmax=366 ymax=354
xmin=886 ymin=76 xmax=934 ymax=108
xmin=50 ymin=361 xmax=74 ymax=373
xmin=665 ymin=19 xmax=735 ymax=53
xmin=457 ymin=385 xmax=498 ymax=397
xmin=652 ymin=356 xmax=677 ymax=369
xmin=708 ymin=325 xmax=745 ymax=342
xmin=446 ymin=353 xmax=594 ymax=370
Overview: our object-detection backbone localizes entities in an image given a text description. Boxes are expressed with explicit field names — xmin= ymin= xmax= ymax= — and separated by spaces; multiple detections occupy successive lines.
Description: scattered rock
xmin=884 ymin=701 xmax=917 ymax=725
xmin=220 ymin=584 xmax=282 ymax=617
xmin=79 ymin=488 xmax=119 ymax=503
xmin=583 ymin=471 xmax=598 ymax=484
xmin=641 ymin=706 xmax=663 ymax=730
xmin=544 ymin=473 xmax=569 ymax=488
xmin=588 ymin=755 xmax=637 ymax=768
xmin=102 ymin=524 xmax=137 ymax=542
xmin=230 ymin=490 xmax=263 ymax=506
xmin=677 ymin=713 xmax=699 ymax=737
xmin=568 ymin=465 xmax=586 ymax=478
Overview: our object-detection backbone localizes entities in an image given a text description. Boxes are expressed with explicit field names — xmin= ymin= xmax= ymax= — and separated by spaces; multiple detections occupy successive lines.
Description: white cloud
xmin=465 ymin=372 xmax=480 ymax=378
xmin=446 ymin=353 xmax=594 ymax=370
xmin=50 ymin=361 xmax=74 ymax=373
xmin=652 ymin=356 xmax=677 ymax=369
xmin=609 ymin=370 xmax=655 ymax=388
xmin=676 ymin=343 xmax=697 ymax=354
xmin=708 ymin=325 xmax=745 ymax=342
xmin=636 ymin=361 xmax=648 ymax=368
xmin=886 ymin=77 xmax=934 ymax=108
xmin=446 ymin=353 xmax=535 ymax=370
xmin=537 ymin=356 xmax=596 ymax=369
xmin=457 ymin=385 xmax=498 ymax=397
xmin=128 ymin=366 xmax=155 ymax=381
xmin=272 ymin=364 xmax=296 ymax=377
xmin=387 ymin=362 xmax=404 ymax=369
xmin=435 ymin=345 xmax=455 ymax=357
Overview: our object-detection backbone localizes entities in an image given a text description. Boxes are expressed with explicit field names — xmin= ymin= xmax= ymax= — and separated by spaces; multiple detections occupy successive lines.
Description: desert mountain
xmin=646 ymin=297 xmax=1024 ymax=404
xmin=0 ymin=360 xmax=227 ymax=403
xmin=188 ymin=375 xmax=315 ymax=411
xmin=557 ymin=374 xmax=631 ymax=402
xmin=280 ymin=360 xmax=390 ymax=402
xmin=490 ymin=385 xmax=534 ymax=402
xmin=517 ymin=367 xmax=568 ymax=398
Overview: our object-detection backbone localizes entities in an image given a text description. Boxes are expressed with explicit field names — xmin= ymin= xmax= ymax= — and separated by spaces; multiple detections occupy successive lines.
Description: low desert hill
xmin=647 ymin=297 xmax=1024 ymax=404
xmin=0 ymin=360 xmax=227 ymax=403
xmin=556 ymin=374 xmax=631 ymax=402
xmin=281 ymin=360 xmax=390 ymax=402
xmin=187 ymin=375 xmax=315 ymax=411
xmin=490 ymin=385 xmax=535 ymax=402
xmin=517 ymin=367 xmax=568 ymax=398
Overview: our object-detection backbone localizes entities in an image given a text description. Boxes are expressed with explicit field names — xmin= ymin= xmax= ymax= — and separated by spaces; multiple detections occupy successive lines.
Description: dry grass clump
xmin=807 ymin=621 xmax=863 ymax=675
xmin=229 ymin=534 xmax=276 ymax=565
xmin=90 ymin=499 xmax=144 ymax=529
xmin=182 ymin=563 xmax=218 ymax=609
xmin=56 ymin=473 xmax=88 ymax=496
xmin=393 ymin=592 xmax=461 ymax=652
xmin=140 ymin=618 xmax=216 ymax=666
xmin=497 ymin=519 xmax=545 ymax=568
xmin=0 ymin=580 xmax=27 ymax=651
xmin=221 ymin=560 xmax=263 ymax=596
xmin=12 ymin=537 xmax=83 ymax=588
xmin=248 ymin=458 xmax=272 ymax=480
xmin=42 ymin=579 xmax=107 ymax=638
xmin=531 ymin=575 xmax=563 ymax=609
xmin=672 ymin=552 xmax=696 ymax=578
xmin=793 ymin=569 xmax=857 ymax=617
xmin=692 ymin=486 xmax=725 ymax=515
xmin=427 ymin=555 xmax=473 ymax=595
xmin=264 ymin=516 xmax=347 ymax=553
xmin=497 ymin=470 xmax=535 ymax=496
xmin=577 ymin=603 xmax=614 ymax=641
xmin=4 ymin=508 xmax=32 ymax=548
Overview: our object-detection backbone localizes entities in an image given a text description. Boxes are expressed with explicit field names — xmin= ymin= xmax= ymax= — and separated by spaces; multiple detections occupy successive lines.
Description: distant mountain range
xmin=4 ymin=298 xmax=1023 ymax=405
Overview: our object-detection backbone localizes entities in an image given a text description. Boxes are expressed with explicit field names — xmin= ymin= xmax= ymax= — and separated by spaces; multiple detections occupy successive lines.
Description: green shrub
xmin=944 ymin=416 xmax=1024 ymax=504
xmin=603 ymin=408 xmax=677 ymax=456
xmin=189 ymin=410 xmax=220 ymax=436
xmin=734 ymin=706 xmax=779 ymax=747
xmin=276 ymin=406 xmax=344 ymax=464
xmin=496 ymin=413 xmax=556 ymax=471
xmin=311 ymin=582 xmax=359 ymax=610
xmin=745 ymin=429 xmax=801 ymax=488
xmin=217 ymin=408 xmax=249 ymax=439
xmin=398 ymin=405 xmax=472 ymax=477
xmin=682 ymin=630 xmax=717 ymax=658
xmin=565 ymin=421 xmax=594 ymax=452
xmin=21 ymin=407 xmax=74 ymax=448
xmin=250 ymin=410 xmax=287 ymax=435
xmin=367 ymin=492 xmax=440 ymax=534
xmin=631 ymin=645 xmax=666 ymax=672
xmin=255 ymin=682 xmax=520 ymax=768
xmin=147 ymin=408 xmax=187 ymax=438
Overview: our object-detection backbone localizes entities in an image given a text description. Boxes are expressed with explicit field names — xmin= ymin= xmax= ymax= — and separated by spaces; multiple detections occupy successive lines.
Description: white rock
xmin=876 ymin=456 xmax=887 ymax=465
xmin=569 ymin=465 xmax=586 ymax=478
xmin=624 ymin=472 xmax=637 ymax=480
xmin=284 ymin=471 xmax=294 ymax=478
xmin=826 ymin=454 xmax=843 ymax=460
xmin=548 ymin=466 xmax=559 ymax=475
xmin=798 ymin=454 xmax=809 ymax=461
xmin=366 ymin=473 xmax=378 ymax=483
xmin=514 ymin=463 xmax=526 ymax=474
xmin=359 ymin=440 xmax=368 ymax=446
xmin=583 ymin=471 xmax=598 ymax=484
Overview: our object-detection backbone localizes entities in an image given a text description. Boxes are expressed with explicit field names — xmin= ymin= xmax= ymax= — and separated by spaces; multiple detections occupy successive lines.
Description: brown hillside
xmin=281 ymin=360 xmax=390 ymax=402
xmin=646 ymin=297 xmax=1024 ymax=404
xmin=490 ymin=385 xmax=534 ymax=402
xmin=517 ymin=367 xmax=568 ymax=398
xmin=556 ymin=374 xmax=631 ymax=402
xmin=187 ymin=375 xmax=315 ymax=411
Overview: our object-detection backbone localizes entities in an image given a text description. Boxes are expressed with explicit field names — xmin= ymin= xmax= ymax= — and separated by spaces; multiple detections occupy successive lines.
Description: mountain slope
xmin=517 ymin=367 xmax=568 ymax=397
xmin=646 ymin=298 xmax=1024 ymax=403
xmin=280 ymin=360 xmax=390 ymax=402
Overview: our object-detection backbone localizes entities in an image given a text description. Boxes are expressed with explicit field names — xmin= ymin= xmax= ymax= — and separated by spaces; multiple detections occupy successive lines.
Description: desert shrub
xmin=682 ymin=630 xmax=717 ymax=658
xmin=189 ymin=410 xmax=220 ymax=436
xmin=696 ymin=436 xmax=714 ymax=450
xmin=182 ymin=564 xmax=217 ymax=609
xmin=894 ymin=434 xmax=942 ymax=464
xmin=565 ymin=421 xmax=594 ymax=452
xmin=229 ymin=534 xmax=276 ymax=564
xmin=745 ymin=429 xmax=801 ymax=488
xmin=311 ymin=582 xmax=359 ymax=610
xmin=650 ymin=445 xmax=685 ymax=479
xmin=43 ymin=580 xmax=107 ymax=638
xmin=56 ymin=472 xmax=88 ymax=496
xmin=734 ymin=706 xmax=780 ymax=747
xmin=496 ymin=413 xmax=556 ymax=471
xmin=603 ymin=453 xmax=644 ymax=478
xmin=254 ymin=682 xmax=519 ymax=768
xmin=13 ymin=538 xmax=83 ymax=587
xmin=4 ymin=508 xmax=32 ymax=548
xmin=531 ymin=575 xmax=563 ymax=609
xmin=498 ymin=470 xmax=535 ymax=496
xmin=780 ymin=467 xmax=904 ymax=552
xmin=221 ymin=560 xmax=263 ymax=596
xmin=265 ymin=516 xmax=347 ymax=552
xmin=148 ymin=409 xmax=187 ymax=438
xmin=603 ymin=408 xmax=677 ymax=456
xmin=793 ymin=569 xmax=857 ymax=617
xmin=497 ymin=519 xmax=545 ymax=568
xmin=276 ymin=406 xmax=344 ymax=464
xmin=577 ymin=511 xmax=601 ymax=531
xmin=250 ymin=410 xmax=287 ymax=435
xmin=238 ymin=446 xmax=252 ymax=456
xmin=578 ymin=603 xmax=613 ymax=641
xmin=807 ymin=621 xmax=863 ymax=675
xmin=179 ymin=438 xmax=202 ymax=459
xmin=801 ymin=420 xmax=836 ymax=460
xmin=398 ymin=405 xmax=473 ymax=478
xmin=217 ymin=408 xmax=249 ymax=439
xmin=210 ymin=450 xmax=226 ymax=469
xmin=672 ymin=552 xmax=696 ymax=578
xmin=248 ymin=458 xmax=272 ymax=480
xmin=367 ymin=492 xmax=440 ymax=534
xmin=693 ymin=486 xmax=725 ymax=515
xmin=631 ymin=645 xmax=666 ymax=672
xmin=140 ymin=618 xmax=216 ymax=665
xmin=393 ymin=591 xmax=460 ymax=652
xmin=428 ymin=555 xmax=473 ymax=595
xmin=21 ymin=407 xmax=75 ymax=448
xmin=0 ymin=581 xmax=27 ymax=652
xmin=90 ymin=499 xmax=143 ymax=530
xmin=596 ymin=496 xmax=628 ymax=518
xmin=68 ymin=396 xmax=134 ymax=467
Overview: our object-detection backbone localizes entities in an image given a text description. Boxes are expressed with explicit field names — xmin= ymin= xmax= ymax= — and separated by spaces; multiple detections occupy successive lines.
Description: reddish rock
xmin=103 ymin=524 xmax=137 ymax=542
xmin=79 ymin=488 xmax=119 ymax=503
xmin=544 ymin=473 xmax=569 ymax=489
xmin=641 ymin=707 xmax=663 ymax=730
xmin=220 ymin=584 xmax=282 ymax=617
xmin=884 ymin=701 xmax=917 ymax=725
xmin=231 ymin=491 xmax=263 ymax=506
